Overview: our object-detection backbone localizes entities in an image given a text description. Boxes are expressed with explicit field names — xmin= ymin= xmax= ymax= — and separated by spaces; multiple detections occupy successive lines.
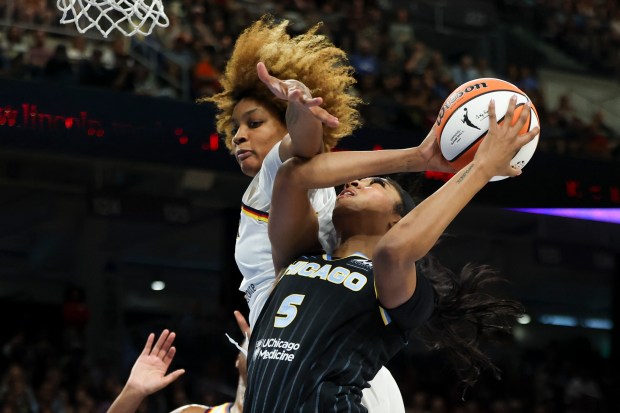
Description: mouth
xmin=337 ymin=189 xmax=355 ymax=198
xmin=236 ymin=149 xmax=253 ymax=162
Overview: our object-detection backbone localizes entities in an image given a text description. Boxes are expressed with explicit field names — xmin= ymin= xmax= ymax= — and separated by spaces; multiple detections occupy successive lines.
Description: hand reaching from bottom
xmin=125 ymin=330 xmax=185 ymax=397
xmin=108 ymin=330 xmax=185 ymax=413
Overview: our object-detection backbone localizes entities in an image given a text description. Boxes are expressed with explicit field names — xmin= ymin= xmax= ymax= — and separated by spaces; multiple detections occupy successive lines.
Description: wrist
xmin=406 ymin=146 xmax=427 ymax=173
xmin=464 ymin=161 xmax=494 ymax=184
xmin=122 ymin=382 xmax=148 ymax=400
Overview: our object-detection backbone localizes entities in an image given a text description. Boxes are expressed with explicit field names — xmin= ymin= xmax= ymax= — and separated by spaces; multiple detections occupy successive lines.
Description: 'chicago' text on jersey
xmin=282 ymin=259 xmax=367 ymax=292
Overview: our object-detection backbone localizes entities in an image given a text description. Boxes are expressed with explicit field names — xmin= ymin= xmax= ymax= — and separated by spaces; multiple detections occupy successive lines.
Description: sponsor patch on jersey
xmin=348 ymin=258 xmax=373 ymax=272
xmin=254 ymin=337 xmax=300 ymax=362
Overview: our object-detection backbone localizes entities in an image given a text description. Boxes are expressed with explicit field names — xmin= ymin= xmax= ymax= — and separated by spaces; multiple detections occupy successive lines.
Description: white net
xmin=57 ymin=0 xmax=169 ymax=38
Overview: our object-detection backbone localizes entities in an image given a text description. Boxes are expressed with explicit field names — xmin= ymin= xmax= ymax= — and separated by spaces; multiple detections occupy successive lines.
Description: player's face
xmin=335 ymin=177 xmax=403 ymax=222
xmin=231 ymin=98 xmax=287 ymax=177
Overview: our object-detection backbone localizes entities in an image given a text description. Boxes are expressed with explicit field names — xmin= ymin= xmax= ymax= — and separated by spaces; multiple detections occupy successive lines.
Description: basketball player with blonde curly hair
xmin=201 ymin=15 xmax=454 ymax=412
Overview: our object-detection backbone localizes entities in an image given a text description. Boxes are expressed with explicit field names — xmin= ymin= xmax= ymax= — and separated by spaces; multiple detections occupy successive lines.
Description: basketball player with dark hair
xmin=203 ymin=15 xmax=455 ymax=413
xmin=243 ymin=96 xmax=539 ymax=412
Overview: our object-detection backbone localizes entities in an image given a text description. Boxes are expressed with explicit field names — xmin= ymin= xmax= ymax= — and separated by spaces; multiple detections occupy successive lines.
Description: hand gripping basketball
xmin=256 ymin=62 xmax=339 ymax=128
xmin=474 ymin=96 xmax=540 ymax=179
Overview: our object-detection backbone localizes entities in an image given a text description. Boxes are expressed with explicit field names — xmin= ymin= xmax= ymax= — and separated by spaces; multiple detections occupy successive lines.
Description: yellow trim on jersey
xmin=379 ymin=306 xmax=392 ymax=325
xmin=374 ymin=279 xmax=392 ymax=326
xmin=241 ymin=203 xmax=269 ymax=223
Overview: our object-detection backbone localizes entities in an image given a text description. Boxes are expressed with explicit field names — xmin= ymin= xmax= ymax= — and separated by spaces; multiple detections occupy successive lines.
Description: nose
xmin=345 ymin=180 xmax=360 ymax=188
xmin=232 ymin=128 xmax=247 ymax=146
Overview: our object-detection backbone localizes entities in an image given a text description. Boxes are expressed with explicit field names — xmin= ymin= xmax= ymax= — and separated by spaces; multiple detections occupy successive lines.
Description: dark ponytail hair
xmin=384 ymin=174 xmax=523 ymax=388
xmin=415 ymin=253 xmax=524 ymax=389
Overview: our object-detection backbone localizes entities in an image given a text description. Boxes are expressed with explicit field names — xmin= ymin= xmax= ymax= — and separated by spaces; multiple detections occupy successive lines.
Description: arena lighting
xmin=517 ymin=314 xmax=531 ymax=325
xmin=151 ymin=281 xmax=166 ymax=291
xmin=508 ymin=208 xmax=620 ymax=224
xmin=538 ymin=315 xmax=578 ymax=327
xmin=582 ymin=318 xmax=613 ymax=330
xmin=538 ymin=315 xmax=613 ymax=330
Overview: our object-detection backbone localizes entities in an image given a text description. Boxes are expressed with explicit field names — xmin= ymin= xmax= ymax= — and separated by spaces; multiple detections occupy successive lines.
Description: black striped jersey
xmin=243 ymin=253 xmax=435 ymax=413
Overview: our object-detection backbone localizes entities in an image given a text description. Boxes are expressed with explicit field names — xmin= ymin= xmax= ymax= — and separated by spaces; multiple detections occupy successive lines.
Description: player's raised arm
xmin=257 ymin=62 xmax=337 ymax=160
xmin=373 ymin=96 xmax=539 ymax=309
xmin=108 ymin=330 xmax=185 ymax=413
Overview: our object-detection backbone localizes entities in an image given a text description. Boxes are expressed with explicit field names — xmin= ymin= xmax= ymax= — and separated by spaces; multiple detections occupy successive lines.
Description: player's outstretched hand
xmin=108 ymin=330 xmax=185 ymax=413
xmin=475 ymin=95 xmax=539 ymax=179
xmin=257 ymin=62 xmax=339 ymax=128
xmin=125 ymin=330 xmax=185 ymax=397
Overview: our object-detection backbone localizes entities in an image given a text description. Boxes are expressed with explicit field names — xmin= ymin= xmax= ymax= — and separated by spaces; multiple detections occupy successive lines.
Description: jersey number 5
xmin=274 ymin=294 xmax=305 ymax=328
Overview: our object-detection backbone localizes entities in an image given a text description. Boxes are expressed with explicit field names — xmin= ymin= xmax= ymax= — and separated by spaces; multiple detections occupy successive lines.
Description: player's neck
xmin=333 ymin=235 xmax=380 ymax=260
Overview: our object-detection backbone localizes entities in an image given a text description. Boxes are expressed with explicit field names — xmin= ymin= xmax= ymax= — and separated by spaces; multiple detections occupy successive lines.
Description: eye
xmin=369 ymin=178 xmax=386 ymax=187
xmin=231 ymin=126 xmax=239 ymax=135
xmin=249 ymin=120 xmax=263 ymax=128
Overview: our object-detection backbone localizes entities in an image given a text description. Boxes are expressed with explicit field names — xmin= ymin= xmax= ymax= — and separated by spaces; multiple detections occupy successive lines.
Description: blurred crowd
xmin=0 ymin=295 xmax=612 ymax=413
xmin=501 ymin=0 xmax=620 ymax=76
xmin=0 ymin=0 xmax=618 ymax=159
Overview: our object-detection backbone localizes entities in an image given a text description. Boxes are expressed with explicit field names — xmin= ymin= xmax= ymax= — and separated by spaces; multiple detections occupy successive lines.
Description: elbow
xmin=276 ymin=156 xmax=308 ymax=187
xmin=373 ymin=240 xmax=399 ymax=270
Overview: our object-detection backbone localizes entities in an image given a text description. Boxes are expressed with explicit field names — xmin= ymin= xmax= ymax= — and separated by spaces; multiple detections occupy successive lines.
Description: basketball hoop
xmin=57 ymin=0 xmax=169 ymax=38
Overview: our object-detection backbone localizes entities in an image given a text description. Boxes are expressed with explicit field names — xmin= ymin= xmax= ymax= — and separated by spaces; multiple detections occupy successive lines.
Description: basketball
xmin=435 ymin=78 xmax=540 ymax=181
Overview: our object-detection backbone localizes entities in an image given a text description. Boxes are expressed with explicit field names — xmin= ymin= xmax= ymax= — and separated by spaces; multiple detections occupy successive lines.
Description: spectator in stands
xmin=24 ymin=31 xmax=51 ymax=80
xmin=133 ymin=64 xmax=159 ymax=96
xmin=476 ymin=58 xmax=496 ymax=78
xmin=2 ymin=27 xmax=28 ymax=65
xmin=404 ymin=41 xmax=432 ymax=76
xmin=349 ymin=37 xmax=379 ymax=77
xmin=110 ymin=54 xmax=136 ymax=92
xmin=0 ymin=364 xmax=38 ymax=413
xmin=44 ymin=44 xmax=74 ymax=84
xmin=389 ymin=7 xmax=415 ymax=57
xmin=585 ymin=111 xmax=615 ymax=159
xmin=192 ymin=45 xmax=221 ymax=97
xmin=518 ymin=66 xmax=540 ymax=93
xmin=66 ymin=37 xmax=90 ymax=64
xmin=402 ymin=74 xmax=431 ymax=125
xmin=451 ymin=54 xmax=480 ymax=85
xmin=427 ymin=51 xmax=454 ymax=97
xmin=78 ymin=48 xmax=113 ymax=88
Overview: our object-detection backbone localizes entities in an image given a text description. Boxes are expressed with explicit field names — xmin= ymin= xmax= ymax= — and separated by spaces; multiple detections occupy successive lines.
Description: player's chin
xmin=239 ymin=158 xmax=260 ymax=178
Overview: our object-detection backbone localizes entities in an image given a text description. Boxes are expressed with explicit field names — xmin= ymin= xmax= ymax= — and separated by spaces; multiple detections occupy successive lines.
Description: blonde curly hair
xmin=200 ymin=15 xmax=361 ymax=152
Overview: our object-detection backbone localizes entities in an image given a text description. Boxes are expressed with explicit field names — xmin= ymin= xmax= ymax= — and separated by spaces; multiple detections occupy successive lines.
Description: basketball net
xmin=57 ymin=0 xmax=169 ymax=38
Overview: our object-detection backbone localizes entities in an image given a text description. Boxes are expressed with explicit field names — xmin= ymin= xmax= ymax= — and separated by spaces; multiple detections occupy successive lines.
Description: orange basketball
xmin=435 ymin=78 xmax=540 ymax=181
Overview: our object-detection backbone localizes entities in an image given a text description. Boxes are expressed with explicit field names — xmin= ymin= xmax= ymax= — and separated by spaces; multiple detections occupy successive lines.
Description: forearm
xmin=286 ymin=102 xmax=323 ymax=158
xmin=107 ymin=386 xmax=145 ymax=413
xmin=289 ymin=147 xmax=426 ymax=189
xmin=379 ymin=161 xmax=489 ymax=261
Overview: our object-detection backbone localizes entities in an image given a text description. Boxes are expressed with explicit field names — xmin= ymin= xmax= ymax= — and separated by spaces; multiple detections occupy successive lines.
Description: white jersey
xmin=235 ymin=140 xmax=337 ymax=328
